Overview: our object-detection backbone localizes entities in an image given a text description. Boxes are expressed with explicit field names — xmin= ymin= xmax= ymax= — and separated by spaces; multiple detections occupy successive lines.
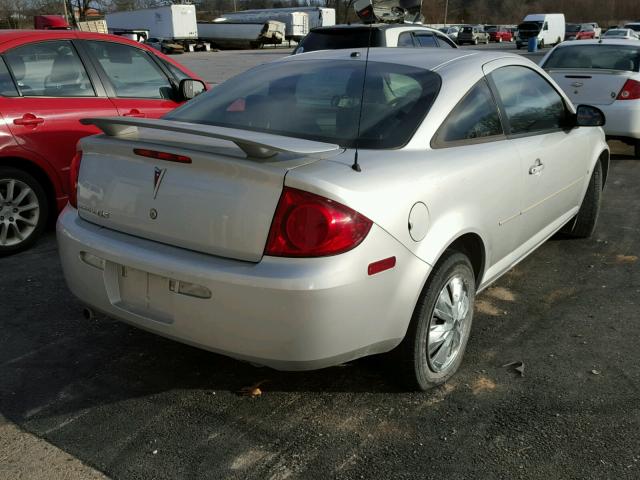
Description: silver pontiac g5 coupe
xmin=57 ymin=49 xmax=609 ymax=390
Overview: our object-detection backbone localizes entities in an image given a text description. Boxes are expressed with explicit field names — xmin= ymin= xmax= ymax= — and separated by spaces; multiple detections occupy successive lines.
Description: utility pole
xmin=62 ymin=0 xmax=68 ymax=21
xmin=443 ymin=0 xmax=448 ymax=26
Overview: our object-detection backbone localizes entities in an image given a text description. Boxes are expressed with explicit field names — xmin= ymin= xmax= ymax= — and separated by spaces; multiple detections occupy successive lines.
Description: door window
xmin=397 ymin=32 xmax=415 ymax=47
xmin=86 ymin=41 xmax=173 ymax=99
xmin=4 ymin=40 xmax=94 ymax=97
xmin=414 ymin=33 xmax=438 ymax=47
xmin=432 ymin=79 xmax=503 ymax=147
xmin=490 ymin=66 xmax=566 ymax=135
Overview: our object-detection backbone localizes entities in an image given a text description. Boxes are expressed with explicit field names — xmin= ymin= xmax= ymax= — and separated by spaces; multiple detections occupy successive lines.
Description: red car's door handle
xmin=13 ymin=114 xmax=44 ymax=126
xmin=123 ymin=109 xmax=146 ymax=118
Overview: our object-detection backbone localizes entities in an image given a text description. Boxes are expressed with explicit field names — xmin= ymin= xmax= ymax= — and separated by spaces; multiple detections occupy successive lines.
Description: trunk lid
xmin=76 ymin=118 xmax=341 ymax=262
xmin=546 ymin=69 xmax=633 ymax=106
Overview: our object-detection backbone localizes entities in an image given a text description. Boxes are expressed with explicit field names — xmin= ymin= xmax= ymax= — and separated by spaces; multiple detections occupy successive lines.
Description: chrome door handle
xmin=529 ymin=159 xmax=544 ymax=175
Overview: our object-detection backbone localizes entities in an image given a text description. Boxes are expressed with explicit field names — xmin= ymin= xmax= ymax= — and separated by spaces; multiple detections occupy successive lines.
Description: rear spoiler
xmin=80 ymin=117 xmax=340 ymax=159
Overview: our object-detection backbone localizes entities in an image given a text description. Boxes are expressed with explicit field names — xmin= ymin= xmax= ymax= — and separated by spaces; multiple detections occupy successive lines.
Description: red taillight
xmin=133 ymin=148 xmax=191 ymax=163
xmin=617 ymin=79 xmax=640 ymax=100
xmin=69 ymin=150 xmax=82 ymax=208
xmin=264 ymin=187 xmax=372 ymax=257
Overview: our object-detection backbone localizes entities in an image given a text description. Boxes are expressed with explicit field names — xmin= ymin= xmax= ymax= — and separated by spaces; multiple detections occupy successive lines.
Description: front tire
xmin=0 ymin=167 xmax=48 ymax=256
xmin=396 ymin=252 xmax=476 ymax=391
xmin=564 ymin=160 xmax=602 ymax=238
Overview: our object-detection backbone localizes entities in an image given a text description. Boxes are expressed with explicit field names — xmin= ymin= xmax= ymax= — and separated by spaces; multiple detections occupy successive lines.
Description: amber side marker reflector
xmin=368 ymin=256 xmax=396 ymax=276
xmin=134 ymin=148 xmax=192 ymax=164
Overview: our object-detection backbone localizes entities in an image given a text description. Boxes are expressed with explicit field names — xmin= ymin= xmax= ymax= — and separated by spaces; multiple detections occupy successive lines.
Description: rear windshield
xmin=295 ymin=29 xmax=384 ymax=53
xmin=625 ymin=24 xmax=640 ymax=32
xmin=166 ymin=59 xmax=442 ymax=149
xmin=566 ymin=24 xmax=580 ymax=32
xmin=604 ymin=30 xmax=628 ymax=36
xmin=544 ymin=44 xmax=640 ymax=71
xmin=461 ymin=27 xmax=473 ymax=33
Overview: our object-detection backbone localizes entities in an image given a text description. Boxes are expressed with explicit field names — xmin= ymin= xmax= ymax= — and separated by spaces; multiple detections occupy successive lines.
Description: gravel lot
xmin=1 ymin=43 xmax=639 ymax=480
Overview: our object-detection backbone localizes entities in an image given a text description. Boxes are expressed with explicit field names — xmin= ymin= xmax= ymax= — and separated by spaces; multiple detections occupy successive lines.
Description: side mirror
xmin=179 ymin=78 xmax=206 ymax=101
xmin=576 ymin=104 xmax=606 ymax=127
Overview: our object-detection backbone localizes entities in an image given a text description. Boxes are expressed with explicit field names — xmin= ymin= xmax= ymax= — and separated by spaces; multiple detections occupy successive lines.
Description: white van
xmin=516 ymin=14 xmax=565 ymax=49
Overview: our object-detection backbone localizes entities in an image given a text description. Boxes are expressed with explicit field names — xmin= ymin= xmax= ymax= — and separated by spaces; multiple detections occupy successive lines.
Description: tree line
xmin=1 ymin=0 xmax=638 ymax=28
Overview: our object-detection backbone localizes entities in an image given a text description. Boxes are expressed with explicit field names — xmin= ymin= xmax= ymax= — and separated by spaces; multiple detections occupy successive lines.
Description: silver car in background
xmin=541 ymin=39 xmax=640 ymax=157
xmin=58 ymin=49 xmax=609 ymax=391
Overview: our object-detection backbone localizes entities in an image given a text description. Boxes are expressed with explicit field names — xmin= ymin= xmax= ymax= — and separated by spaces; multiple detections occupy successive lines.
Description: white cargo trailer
xmin=198 ymin=21 xmax=285 ymax=49
xmin=234 ymin=7 xmax=335 ymax=30
xmin=217 ymin=10 xmax=309 ymax=41
xmin=106 ymin=4 xmax=198 ymax=41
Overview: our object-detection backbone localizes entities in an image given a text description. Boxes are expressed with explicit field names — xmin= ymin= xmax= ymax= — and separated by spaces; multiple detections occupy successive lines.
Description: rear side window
xmin=433 ymin=79 xmax=503 ymax=147
xmin=0 ymin=58 xmax=18 ymax=96
xmin=490 ymin=66 xmax=566 ymax=135
xmin=543 ymin=44 xmax=640 ymax=72
xmin=86 ymin=41 xmax=173 ymax=99
xmin=4 ymin=40 xmax=94 ymax=97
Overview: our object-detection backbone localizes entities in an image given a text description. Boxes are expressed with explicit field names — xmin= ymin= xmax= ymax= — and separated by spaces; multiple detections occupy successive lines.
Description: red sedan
xmin=565 ymin=23 xmax=597 ymax=40
xmin=0 ymin=30 xmax=206 ymax=254
xmin=486 ymin=26 xmax=513 ymax=43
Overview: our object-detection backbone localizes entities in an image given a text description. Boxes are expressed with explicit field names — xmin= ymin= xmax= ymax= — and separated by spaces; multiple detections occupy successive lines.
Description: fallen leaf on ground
xmin=591 ymin=369 xmax=601 ymax=375
xmin=615 ymin=255 xmax=638 ymax=264
xmin=239 ymin=380 xmax=269 ymax=397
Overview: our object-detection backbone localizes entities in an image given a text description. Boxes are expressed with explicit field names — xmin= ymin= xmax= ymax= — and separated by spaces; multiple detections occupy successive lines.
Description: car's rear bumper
xmin=598 ymin=100 xmax=640 ymax=140
xmin=57 ymin=207 xmax=430 ymax=370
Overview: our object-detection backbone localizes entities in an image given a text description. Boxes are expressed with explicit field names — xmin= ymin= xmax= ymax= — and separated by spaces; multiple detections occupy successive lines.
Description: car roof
xmin=551 ymin=38 xmax=639 ymax=47
xmin=310 ymin=24 xmax=442 ymax=33
xmin=0 ymin=29 xmax=148 ymax=49
xmin=279 ymin=47 xmax=522 ymax=71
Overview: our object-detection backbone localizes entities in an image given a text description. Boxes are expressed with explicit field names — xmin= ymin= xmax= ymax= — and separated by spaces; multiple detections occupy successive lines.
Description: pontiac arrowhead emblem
xmin=153 ymin=167 xmax=166 ymax=199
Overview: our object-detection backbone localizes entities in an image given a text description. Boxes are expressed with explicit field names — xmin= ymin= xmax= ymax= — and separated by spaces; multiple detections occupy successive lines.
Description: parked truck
xmin=34 ymin=15 xmax=108 ymax=34
xmin=198 ymin=21 xmax=285 ymax=49
xmin=106 ymin=4 xmax=208 ymax=51
xmin=216 ymin=10 xmax=309 ymax=41
xmin=516 ymin=13 xmax=565 ymax=49
xmin=233 ymin=7 xmax=335 ymax=30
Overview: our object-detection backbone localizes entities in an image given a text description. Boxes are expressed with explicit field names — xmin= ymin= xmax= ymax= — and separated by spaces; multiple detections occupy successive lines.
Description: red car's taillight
xmin=617 ymin=79 xmax=640 ymax=100
xmin=264 ymin=187 xmax=373 ymax=257
xmin=69 ymin=150 xmax=82 ymax=208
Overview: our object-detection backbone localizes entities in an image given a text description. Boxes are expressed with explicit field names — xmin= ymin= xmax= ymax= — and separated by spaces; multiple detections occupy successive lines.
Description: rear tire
xmin=0 ymin=167 xmax=48 ymax=256
xmin=396 ymin=252 xmax=476 ymax=391
xmin=563 ymin=160 xmax=602 ymax=238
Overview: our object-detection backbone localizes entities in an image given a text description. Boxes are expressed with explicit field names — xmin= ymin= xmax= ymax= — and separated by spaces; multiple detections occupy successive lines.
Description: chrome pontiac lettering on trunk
xmin=153 ymin=167 xmax=166 ymax=199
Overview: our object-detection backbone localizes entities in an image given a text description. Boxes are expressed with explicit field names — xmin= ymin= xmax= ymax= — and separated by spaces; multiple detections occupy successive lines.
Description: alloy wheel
xmin=0 ymin=178 xmax=40 ymax=247
xmin=427 ymin=274 xmax=470 ymax=373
